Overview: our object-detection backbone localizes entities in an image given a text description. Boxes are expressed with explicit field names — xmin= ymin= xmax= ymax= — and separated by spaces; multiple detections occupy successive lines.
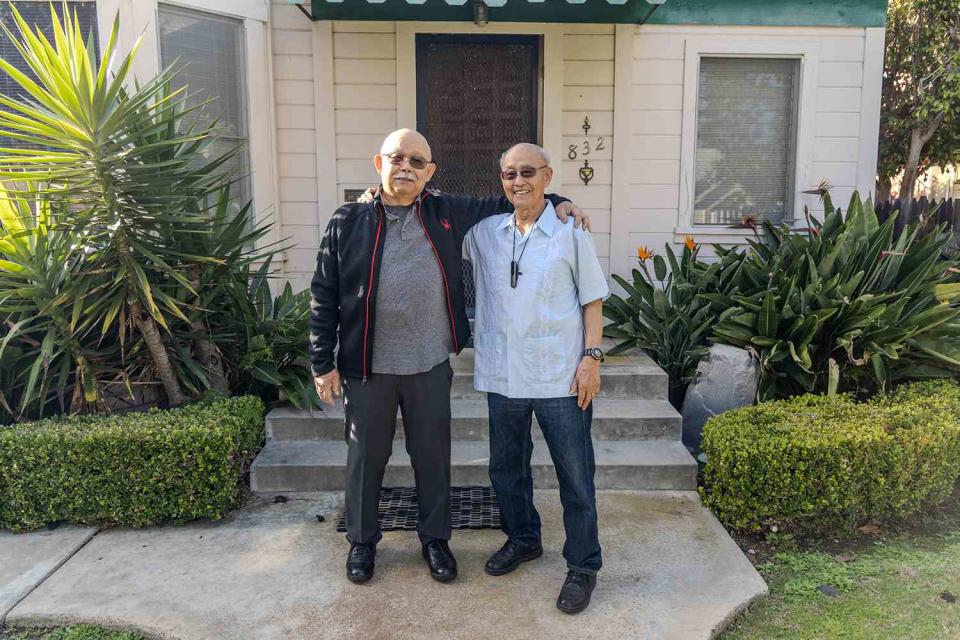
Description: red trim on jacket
xmin=362 ymin=207 xmax=384 ymax=380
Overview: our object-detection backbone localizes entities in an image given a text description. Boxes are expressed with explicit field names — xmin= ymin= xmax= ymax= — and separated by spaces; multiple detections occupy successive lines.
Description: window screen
xmin=0 ymin=2 xmax=98 ymax=150
xmin=158 ymin=4 xmax=250 ymax=210
xmin=694 ymin=57 xmax=799 ymax=226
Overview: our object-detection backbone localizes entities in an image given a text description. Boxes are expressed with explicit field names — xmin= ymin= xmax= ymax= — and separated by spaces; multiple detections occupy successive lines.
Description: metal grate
xmin=336 ymin=486 xmax=502 ymax=532
xmin=416 ymin=34 xmax=540 ymax=314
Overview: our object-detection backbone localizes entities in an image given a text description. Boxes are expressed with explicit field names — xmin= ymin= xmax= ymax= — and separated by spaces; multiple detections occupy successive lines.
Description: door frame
xmin=414 ymin=33 xmax=542 ymax=151
xmin=396 ymin=22 xmax=565 ymax=186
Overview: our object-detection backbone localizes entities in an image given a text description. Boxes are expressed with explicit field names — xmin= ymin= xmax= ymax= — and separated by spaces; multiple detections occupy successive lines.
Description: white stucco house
xmin=6 ymin=0 xmax=887 ymax=291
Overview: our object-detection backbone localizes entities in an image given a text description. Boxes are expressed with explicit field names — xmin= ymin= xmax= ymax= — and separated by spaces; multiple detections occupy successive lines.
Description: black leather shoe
xmin=484 ymin=539 xmax=544 ymax=576
xmin=346 ymin=543 xmax=376 ymax=583
xmin=422 ymin=540 xmax=458 ymax=583
xmin=556 ymin=570 xmax=597 ymax=614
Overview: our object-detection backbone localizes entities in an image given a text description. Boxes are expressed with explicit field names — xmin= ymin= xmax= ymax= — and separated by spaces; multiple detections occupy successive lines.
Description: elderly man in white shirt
xmin=463 ymin=143 xmax=609 ymax=615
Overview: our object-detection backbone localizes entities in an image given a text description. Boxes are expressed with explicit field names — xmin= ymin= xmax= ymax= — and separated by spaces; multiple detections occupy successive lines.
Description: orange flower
xmin=683 ymin=235 xmax=697 ymax=251
xmin=636 ymin=246 xmax=655 ymax=262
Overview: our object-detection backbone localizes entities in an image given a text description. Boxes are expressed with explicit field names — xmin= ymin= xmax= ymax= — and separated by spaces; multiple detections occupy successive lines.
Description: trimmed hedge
xmin=702 ymin=380 xmax=960 ymax=535
xmin=0 ymin=396 xmax=264 ymax=532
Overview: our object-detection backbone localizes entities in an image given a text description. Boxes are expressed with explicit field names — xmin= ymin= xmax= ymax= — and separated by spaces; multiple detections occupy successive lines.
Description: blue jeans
xmin=487 ymin=393 xmax=602 ymax=574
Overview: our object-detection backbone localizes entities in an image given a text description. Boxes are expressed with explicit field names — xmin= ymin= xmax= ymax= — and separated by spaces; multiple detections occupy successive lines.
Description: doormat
xmin=335 ymin=486 xmax=501 ymax=532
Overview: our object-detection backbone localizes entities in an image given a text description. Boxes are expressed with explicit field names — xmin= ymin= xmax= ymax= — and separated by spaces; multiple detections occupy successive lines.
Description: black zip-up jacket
xmin=309 ymin=189 xmax=570 ymax=379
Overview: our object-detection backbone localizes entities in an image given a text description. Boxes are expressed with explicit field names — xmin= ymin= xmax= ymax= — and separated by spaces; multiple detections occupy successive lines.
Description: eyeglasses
xmin=499 ymin=166 xmax=548 ymax=181
xmin=381 ymin=152 xmax=432 ymax=170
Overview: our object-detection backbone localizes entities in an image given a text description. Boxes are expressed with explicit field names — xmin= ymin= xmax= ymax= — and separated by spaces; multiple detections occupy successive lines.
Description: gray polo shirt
xmin=371 ymin=204 xmax=454 ymax=375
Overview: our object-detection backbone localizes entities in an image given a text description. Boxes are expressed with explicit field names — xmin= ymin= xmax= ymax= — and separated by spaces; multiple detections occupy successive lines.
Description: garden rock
xmin=681 ymin=345 xmax=758 ymax=452
xmin=817 ymin=584 xmax=841 ymax=598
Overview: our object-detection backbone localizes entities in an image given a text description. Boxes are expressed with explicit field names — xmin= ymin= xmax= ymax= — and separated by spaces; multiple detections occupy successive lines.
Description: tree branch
xmin=919 ymin=110 xmax=947 ymax=145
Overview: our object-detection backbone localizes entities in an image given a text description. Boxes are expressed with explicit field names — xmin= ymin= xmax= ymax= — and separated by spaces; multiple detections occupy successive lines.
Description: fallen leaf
xmin=899 ymin=566 xmax=919 ymax=579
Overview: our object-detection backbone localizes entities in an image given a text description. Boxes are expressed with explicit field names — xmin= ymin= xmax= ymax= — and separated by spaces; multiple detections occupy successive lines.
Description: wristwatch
xmin=583 ymin=347 xmax=604 ymax=362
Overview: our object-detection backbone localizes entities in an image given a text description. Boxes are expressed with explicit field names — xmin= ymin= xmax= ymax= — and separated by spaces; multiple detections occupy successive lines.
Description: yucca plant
xmin=705 ymin=192 xmax=960 ymax=399
xmin=0 ymin=4 xmax=238 ymax=405
xmin=165 ymin=186 xmax=282 ymax=398
xmin=0 ymin=183 xmax=118 ymax=419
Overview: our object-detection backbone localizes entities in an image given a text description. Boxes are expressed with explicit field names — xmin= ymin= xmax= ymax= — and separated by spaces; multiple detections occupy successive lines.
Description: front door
xmin=416 ymin=34 xmax=541 ymax=312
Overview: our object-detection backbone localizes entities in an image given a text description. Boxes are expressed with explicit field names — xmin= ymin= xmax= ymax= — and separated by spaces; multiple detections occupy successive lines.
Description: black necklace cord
xmin=511 ymin=214 xmax=537 ymax=288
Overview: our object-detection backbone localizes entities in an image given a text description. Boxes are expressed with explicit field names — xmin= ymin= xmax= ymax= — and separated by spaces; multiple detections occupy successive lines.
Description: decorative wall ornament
xmin=579 ymin=160 xmax=594 ymax=186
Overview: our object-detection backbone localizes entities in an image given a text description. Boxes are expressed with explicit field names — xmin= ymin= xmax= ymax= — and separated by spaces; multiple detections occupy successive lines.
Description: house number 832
xmin=568 ymin=137 xmax=606 ymax=160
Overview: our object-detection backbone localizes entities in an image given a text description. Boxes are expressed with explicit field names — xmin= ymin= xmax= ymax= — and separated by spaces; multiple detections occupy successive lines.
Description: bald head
xmin=381 ymin=128 xmax=432 ymax=161
xmin=498 ymin=142 xmax=553 ymax=214
xmin=500 ymin=143 xmax=550 ymax=169
xmin=374 ymin=128 xmax=436 ymax=206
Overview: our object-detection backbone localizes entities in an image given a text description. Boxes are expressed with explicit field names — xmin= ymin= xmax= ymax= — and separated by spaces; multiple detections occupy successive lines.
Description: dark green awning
xmin=302 ymin=0 xmax=888 ymax=27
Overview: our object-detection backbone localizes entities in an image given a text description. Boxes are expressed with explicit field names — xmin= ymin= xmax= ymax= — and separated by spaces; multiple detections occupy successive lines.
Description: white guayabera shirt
xmin=463 ymin=201 xmax=610 ymax=399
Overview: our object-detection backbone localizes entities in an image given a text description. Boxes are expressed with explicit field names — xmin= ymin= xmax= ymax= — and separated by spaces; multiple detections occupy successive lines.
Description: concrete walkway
xmin=2 ymin=492 xmax=766 ymax=640
xmin=0 ymin=526 xmax=96 ymax=626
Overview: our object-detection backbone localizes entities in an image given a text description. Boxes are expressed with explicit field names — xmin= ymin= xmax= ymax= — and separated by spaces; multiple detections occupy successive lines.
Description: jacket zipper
xmin=416 ymin=199 xmax=460 ymax=353
xmin=362 ymin=207 xmax=384 ymax=381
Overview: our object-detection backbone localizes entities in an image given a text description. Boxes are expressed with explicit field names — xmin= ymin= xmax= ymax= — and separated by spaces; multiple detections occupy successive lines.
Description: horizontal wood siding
xmin=610 ymin=24 xmax=876 ymax=282
xmin=271 ymin=1 xmax=316 ymax=289
xmin=331 ymin=21 xmax=397 ymax=216
xmin=267 ymin=15 xmax=881 ymax=294
xmin=562 ymin=25 xmax=614 ymax=276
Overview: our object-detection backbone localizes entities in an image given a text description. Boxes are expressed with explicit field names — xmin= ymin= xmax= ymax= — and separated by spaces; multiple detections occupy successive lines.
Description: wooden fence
xmin=875 ymin=197 xmax=960 ymax=237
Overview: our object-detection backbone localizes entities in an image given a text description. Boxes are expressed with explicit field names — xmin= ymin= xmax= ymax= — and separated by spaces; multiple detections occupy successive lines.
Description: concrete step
xmin=250 ymin=439 xmax=698 ymax=493
xmin=449 ymin=348 xmax=668 ymax=400
xmin=266 ymin=397 xmax=681 ymax=442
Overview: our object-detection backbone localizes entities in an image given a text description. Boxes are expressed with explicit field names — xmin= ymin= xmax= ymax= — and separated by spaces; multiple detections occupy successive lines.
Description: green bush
xmin=705 ymin=192 xmax=960 ymax=400
xmin=603 ymin=242 xmax=717 ymax=409
xmin=702 ymin=380 xmax=960 ymax=535
xmin=0 ymin=396 xmax=264 ymax=532
xmin=604 ymin=191 xmax=960 ymax=405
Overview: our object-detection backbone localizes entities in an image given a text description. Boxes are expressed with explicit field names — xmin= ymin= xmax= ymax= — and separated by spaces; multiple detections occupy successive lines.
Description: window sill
xmin=674 ymin=225 xmax=761 ymax=236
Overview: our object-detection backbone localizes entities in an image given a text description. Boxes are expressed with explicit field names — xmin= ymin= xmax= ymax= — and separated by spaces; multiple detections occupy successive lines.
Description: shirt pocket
xmin=521 ymin=336 xmax=567 ymax=384
xmin=474 ymin=331 xmax=505 ymax=380
xmin=480 ymin=258 xmax=508 ymax=295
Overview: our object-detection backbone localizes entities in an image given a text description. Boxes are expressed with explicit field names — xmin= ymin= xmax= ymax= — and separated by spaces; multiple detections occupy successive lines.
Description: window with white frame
xmin=157 ymin=3 xmax=251 ymax=211
xmin=693 ymin=57 xmax=800 ymax=226
xmin=0 ymin=2 xmax=98 ymax=149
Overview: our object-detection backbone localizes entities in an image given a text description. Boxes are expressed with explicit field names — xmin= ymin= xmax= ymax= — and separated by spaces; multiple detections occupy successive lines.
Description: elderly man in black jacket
xmin=309 ymin=128 xmax=586 ymax=584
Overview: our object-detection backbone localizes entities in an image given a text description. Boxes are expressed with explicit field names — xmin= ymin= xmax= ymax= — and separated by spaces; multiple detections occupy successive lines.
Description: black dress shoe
xmin=484 ymin=539 xmax=544 ymax=576
xmin=422 ymin=540 xmax=458 ymax=583
xmin=346 ymin=543 xmax=376 ymax=583
xmin=556 ymin=570 xmax=597 ymax=614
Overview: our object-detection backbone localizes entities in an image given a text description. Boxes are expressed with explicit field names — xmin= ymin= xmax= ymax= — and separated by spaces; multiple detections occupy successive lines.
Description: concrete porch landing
xmin=5 ymin=491 xmax=766 ymax=640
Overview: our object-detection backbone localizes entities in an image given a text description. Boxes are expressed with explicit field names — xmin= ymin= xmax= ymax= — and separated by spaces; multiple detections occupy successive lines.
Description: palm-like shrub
xmin=0 ymin=6 xmax=235 ymax=407
xmin=0 ymin=185 xmax=118 ymax=419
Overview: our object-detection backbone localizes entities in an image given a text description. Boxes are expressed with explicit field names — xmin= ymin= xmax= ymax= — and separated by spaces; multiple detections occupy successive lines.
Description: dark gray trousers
xmin=342 ymin=359 xmax=453 ymax=545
